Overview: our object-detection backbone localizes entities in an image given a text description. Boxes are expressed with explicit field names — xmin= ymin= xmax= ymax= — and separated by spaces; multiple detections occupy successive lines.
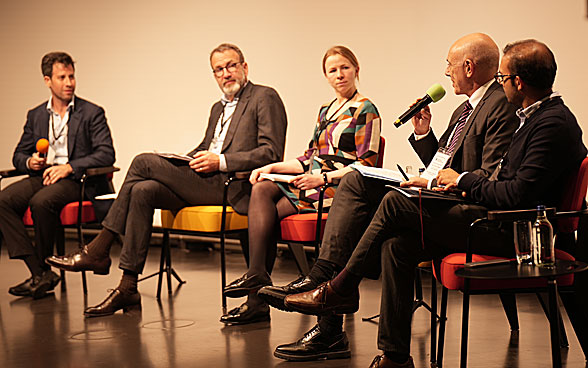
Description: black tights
xmin=246 ymin=180 xmax=297 ymax=276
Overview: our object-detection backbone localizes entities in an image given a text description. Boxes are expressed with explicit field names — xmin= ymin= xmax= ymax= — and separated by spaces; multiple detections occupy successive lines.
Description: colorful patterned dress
xmin=278 ymin=92 xmax=381 ymax=213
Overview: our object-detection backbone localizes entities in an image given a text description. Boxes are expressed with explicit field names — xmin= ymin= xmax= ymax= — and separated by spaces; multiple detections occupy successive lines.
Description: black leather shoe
xmin=8 ymin=277 xmax=34 ymax=297
xmin=220 ymin=301 xmax=270 ymax=325
xmin=46 ymin=245 xmax=111 ymax=275
xmin=258 ymin=275 xmax=320 ymax=312
xmin=8 ymin=270 xmax=61 ymax=299
xmin=84 ymin=289 xmax=141 ymax=318
xmin=274 ymin=324 xmax=350 ymax=361
xmin=224 ymin=272 xmax=272 ymax=298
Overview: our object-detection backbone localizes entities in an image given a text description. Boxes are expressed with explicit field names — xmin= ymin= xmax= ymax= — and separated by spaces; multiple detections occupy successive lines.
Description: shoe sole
xmin=257 ymin=289 xmax=293 ymax=312
xmin=224 ymin=285 xmax=267 ymax=299
xmin=220 ymin=314 xmax=270 ymax=326
xmin=274 ymin=349 xmax=351 ymax=361
xmin=283 ymin=300 xmax=358 ymax=316
xmin=45 ymin=259 xmax=110 ymax=275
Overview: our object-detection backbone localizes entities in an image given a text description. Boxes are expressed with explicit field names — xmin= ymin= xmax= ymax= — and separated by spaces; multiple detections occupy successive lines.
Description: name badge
xmin=420 ymin=147 xmax=451 ymax=181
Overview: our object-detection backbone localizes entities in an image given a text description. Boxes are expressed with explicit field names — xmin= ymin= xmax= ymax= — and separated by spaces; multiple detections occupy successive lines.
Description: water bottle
xmin=532 ymin=205 xmax=555 ymax=268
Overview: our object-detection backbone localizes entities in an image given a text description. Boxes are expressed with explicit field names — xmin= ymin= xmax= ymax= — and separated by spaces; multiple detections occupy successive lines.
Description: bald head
xmin=503 ymin=39 xmax=556 ymax=90
xmin=449 ymin=33 xmax=500 ymax=82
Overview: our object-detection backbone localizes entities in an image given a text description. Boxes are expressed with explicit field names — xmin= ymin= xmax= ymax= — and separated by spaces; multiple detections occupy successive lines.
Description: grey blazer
xmin=409 ymin=81 xmax=518 ymax=178
xmin=188 ymin=82 xmax=288 ymax=213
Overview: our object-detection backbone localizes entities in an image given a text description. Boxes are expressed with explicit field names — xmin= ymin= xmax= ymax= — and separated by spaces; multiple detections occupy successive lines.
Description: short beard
xmin=222 ymin=76 xmax=246 ymax=97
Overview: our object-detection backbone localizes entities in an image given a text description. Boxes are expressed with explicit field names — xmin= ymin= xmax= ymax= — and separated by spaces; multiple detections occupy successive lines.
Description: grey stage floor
xmin=0 ymin=237 xmax=586 ymax=367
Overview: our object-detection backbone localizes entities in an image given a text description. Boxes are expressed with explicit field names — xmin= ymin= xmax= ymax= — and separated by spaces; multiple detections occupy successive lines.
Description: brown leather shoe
xmin=46 ymin=245 xmax=111 ymax=275
xmin=369 ymin=355 xmax=415 ymax=368
xmin=84 ymin=289 xmax=141 ymax=318
xmin=283 ymin=281 xmax=359 ymax=316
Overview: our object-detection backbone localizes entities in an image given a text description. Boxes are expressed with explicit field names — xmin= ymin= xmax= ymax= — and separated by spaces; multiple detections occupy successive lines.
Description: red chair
xmin=280 ymin=136 xmax=386 ymax=275
xmin=433 ymin=157 xmax=588 ymax=367
xmin=0 ymin=166 xmax=119 ymax=294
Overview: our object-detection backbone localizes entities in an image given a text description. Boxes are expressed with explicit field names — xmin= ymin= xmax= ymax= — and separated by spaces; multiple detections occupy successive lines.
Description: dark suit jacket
xmin=460 ymin=97 xmax=587 ymax=210
xmin=409 ymin=82 xmax=518 ymax=178
xmin=12 ymin=96 xmax=116 ymax=219
xmin=187 ymin=82 xmax=287 ymax=213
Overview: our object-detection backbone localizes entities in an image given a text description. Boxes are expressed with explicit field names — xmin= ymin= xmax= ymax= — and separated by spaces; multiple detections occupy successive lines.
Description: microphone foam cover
xmin=426 ymin=83 xmax=446 ymax=103
xmin=36 ymin=138 xmax=49 ymax=154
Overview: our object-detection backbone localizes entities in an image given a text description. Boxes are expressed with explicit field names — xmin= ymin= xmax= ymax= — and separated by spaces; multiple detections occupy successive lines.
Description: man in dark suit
xmin=284 ymin=39 xmax=587 ymax=368
xmin=47 ymin=43 xmax=288 ymax=317
xmin=0 ymin=52 xmax=115 ymax=299
xmin=259 ymin=33 xmax=518 ymax=362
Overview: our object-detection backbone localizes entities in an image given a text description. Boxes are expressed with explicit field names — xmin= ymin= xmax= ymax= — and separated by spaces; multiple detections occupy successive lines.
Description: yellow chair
xmin=140 ymin=176 xmax=248 ymax=310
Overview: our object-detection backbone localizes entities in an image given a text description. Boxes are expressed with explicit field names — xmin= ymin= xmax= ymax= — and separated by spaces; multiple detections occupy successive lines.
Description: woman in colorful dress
xmin=221 ymin=46 xmax=382 ymax=325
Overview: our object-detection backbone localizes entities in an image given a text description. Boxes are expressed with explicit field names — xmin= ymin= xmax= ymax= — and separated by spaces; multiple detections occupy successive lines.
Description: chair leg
xmin=288 ymin=243 xmax=310 ymax=275
xmin=547 ymin=280 xmax=563 ymax=367
xmin=536 ymin=292 xmax=569 ymax=348
xmin=55 ymin=228 xmax=67 ymax=291
xmin=430 ymin=272 xmax=437 ymax=366
xmin=499 ymin=293 xmax=520 ymax=331
xmin=157 ymin=232 xmax=167 ymax=299
xmin=436 ymin=287 xmax=449 ymax=368
xmin=559 ymin=290 xmax=588 ymax=360
xmin=460 ymin=279 xmax=471 ymax=368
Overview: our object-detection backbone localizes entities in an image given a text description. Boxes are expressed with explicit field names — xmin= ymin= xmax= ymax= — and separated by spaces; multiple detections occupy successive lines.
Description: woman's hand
xmin=400 ymin=176 xmax=429 ymax=188
xmin=291 ymin=174 xmax=325 ymax=190
xmin=250 ymin=165 xmax=273 ymax=184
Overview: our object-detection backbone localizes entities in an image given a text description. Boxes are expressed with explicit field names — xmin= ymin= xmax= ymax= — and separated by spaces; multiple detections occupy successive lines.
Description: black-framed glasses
xmin=212 ymin=62 xmax=241 ymax=77
xmin=494 ymin=72 xmax=518 ymax=84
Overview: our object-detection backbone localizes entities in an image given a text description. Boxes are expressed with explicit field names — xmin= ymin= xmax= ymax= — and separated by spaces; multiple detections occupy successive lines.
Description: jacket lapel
xmin=203 ymin=102 xmax=224 ymax=149
xmin=67 ymin=98 xmax=82 ymax=158
xmin=450 ymin=82 xmax=499 ymax=158
xmin=222 ymin=82 xmax=253 ymax=152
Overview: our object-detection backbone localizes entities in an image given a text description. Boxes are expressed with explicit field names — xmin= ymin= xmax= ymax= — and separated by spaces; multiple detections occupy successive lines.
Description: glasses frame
xmin=212 ymin=62 xmax=241 ymax=77
xmin=494 ymin=72 xmax=518 ymax=84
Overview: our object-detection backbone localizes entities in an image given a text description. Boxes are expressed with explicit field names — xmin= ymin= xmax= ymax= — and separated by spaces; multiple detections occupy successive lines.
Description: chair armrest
xmin=487 ymin=207 xmax=556 ymax=222
xmin=0 ymin=168 xmax=24 ymax=179
xmin=85 ymin=166 xmax=120 ymax=177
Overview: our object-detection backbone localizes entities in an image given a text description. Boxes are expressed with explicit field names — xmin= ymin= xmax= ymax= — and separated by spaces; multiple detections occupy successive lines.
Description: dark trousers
xmin=0 ymin=176 xmax=80 ymax=269
xmin=318 ymin=170 xmax=389 ymax=268
xmin=345 ymin=190 xmax=514 ymax=354
xmin=102 ymin=153 xmax=225 ymax=274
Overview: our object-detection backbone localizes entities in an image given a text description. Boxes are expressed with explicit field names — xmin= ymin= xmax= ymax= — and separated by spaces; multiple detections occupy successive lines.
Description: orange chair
xmin=433 ymin=157 xmax=588 ymax=367
xmin=0 ymin=166 xmax=119 ymax=294
xmin=280 ymin=136 xmax=386 ymax=275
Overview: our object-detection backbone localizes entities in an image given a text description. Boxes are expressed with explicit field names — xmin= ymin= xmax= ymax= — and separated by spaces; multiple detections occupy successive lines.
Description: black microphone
xmin=394 ymin=84 xmax=446 ymax=128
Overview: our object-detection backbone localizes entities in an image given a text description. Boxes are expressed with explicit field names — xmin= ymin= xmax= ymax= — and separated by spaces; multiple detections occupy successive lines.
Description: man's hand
xmin=400 ymin=176 xmax=429 ymax=188
xmin=411 ymin=105 xmax=432 ymax=135
xmin=43 ymin=164 xmax=73 ymax=186
xmin=291 ymin=174 xmax=325 ymax=191
xmin=189 ymin=151 xmax=220 ymax=173
xmin=28 ymin=152 xmax=48 ymax=171
xmin=436 ymin=168 xmax=460 ymax=187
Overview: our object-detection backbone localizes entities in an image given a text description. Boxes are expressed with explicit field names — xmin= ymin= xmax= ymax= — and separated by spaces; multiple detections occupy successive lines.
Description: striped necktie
xmin=446 ymin=101 xmax=473 ymax=154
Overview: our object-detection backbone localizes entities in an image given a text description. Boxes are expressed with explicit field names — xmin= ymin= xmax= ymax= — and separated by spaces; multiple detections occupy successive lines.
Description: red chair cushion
xmin=23 ymin=201 xmax=96 ymax=226
xmin=280 ymin=213 xmax=329 ymax=242
xmin=433 ymin=249 xmax=575 ymax=291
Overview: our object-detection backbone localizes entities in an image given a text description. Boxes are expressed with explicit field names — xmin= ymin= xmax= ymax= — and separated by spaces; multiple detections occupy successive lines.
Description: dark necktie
xmin=446 ymin=101 xmax=473 ymax=154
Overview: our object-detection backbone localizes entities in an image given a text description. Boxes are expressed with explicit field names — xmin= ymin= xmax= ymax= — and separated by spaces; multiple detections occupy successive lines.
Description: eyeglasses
xmin=212 ymin=62 xmax=241 ymax=77
xmin=494 ymin=72 xmax=518 ymax=84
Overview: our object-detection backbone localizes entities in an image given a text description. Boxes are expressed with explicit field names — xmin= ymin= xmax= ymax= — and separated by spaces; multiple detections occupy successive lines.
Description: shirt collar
xmin=46 ymin=95 xmax=75 ymax=114
xmin=516 ymin=91 xmax=561 ymax=120
xmin=467 ymin=79 xmax=493 ymax=110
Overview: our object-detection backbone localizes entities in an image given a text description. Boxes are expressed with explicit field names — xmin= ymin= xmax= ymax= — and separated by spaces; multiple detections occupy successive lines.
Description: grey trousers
xmin=102 ymin=153 xmax=225 ymax=274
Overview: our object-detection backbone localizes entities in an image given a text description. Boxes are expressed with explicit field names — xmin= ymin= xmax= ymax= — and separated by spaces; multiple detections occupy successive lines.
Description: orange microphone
xmin=36 ymin=138 xmax=49 ymax=158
